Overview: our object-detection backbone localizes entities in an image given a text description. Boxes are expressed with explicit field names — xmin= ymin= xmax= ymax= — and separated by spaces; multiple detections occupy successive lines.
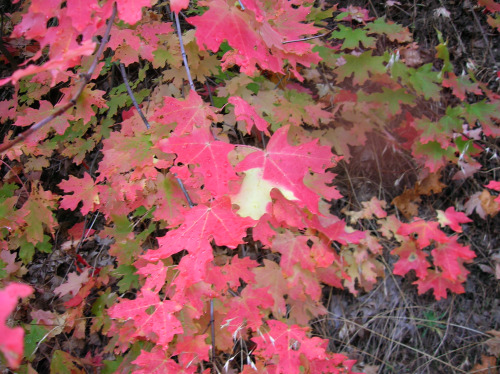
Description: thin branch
xmin=118 ymin=63 xmax=151 ymax=129
xmin=0 ymin=2 xmax=118 ymax=155
xmin=174 ymin=11 xmax=195 ymax=91
xmin=118 ymin=62 xmax=194 ymax=207
xmin=282 ymin=30 xmax=332 ymax=44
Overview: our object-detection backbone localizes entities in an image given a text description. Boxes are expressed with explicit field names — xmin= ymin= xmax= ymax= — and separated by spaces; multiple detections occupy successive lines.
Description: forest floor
xmin=319 ymin=1 xmax=500 ymax=373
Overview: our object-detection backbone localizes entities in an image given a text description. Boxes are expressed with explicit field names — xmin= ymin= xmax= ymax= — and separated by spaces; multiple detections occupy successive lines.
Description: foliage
xmin=0 ymin=0 xmax=498 ymax=372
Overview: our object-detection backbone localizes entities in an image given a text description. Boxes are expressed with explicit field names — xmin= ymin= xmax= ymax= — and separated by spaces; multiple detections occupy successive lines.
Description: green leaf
xmin=50 ymin=350 xmax=83 ymax=374
xmin=24 ymin=321 xmax=48 ymax=360
xmin=112 ymin=265 xmax=140 ymax=293
xmin=331 ymin=25 xmax=376 ymax=49
xmin=409 ymin=64 xmax=441 ymax=100
xmin=359 ymin=87 xmax=415 ymax=115
xmin=366 ymin=17 xmax=412 ymax=42
xmin=335 ymin=51 xmax=387 ymax=85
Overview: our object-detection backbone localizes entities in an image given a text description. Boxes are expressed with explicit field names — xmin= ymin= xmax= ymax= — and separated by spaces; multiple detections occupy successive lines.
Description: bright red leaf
xmin=391 ymin=240 xmax=430 ymax=279
xmin=235 ymin=125 xmax=336 ymax=214
xmin=229 ymin=96 xmax=270 ymax=135
xmin=152 ymin=90 xmax=219 ymax=136
xmin=59 ymin=173 xmax=100 ymax=215
xmin=397 ymin=218 xmax=449 ymax=248
xmin=431 ymin=237 xmax=476 ymax=280
xmin=0 ymin=283 xmax=33 ymax=369
xmin=189 ymin=0 xmax=320 ymax=79
xmin=158 ymin=128 xmax=238 ymax=198
xmin=414 ymin=269 xmax=467 ymax=300
xmin=436 ymin=207 xmax=472 ymax=232
xmin=108 ymin=289 xmax=183 ymax=349
xmin=142 ymin=196 xmax=255 ymax=282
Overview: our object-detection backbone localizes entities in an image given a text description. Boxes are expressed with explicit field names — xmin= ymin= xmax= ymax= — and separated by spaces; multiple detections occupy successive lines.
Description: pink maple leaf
xmin=228 ymin=96 xmax=270 ymax=135
xmin=436 ymin=207 xmax=472 ymax=232
xmin=391 ymin=240 xmax=430 ymax=279
xmin=236 ymin=125 xmax=336 ymax=214
xmin=142 ymin=196 xmax=255 ymax=282
xmin=152 ymin=90 xmax=219 ymax=136
xmin=397 ymin=218 xmax=449 ymax=248
xmin=158 ymin=128 xmax=238 ymax=198
xmin=414 ymin=269 xmax=466 ymax=300
xmin=108 ymin=289 xmax=183 ymax=349
xmin=189 ymin=0 xmax=320 ymax=79
xmin=252 ymin=320 xmax=328 ymax=374
xmin=0 ymin=283 xmax=33 ymax=369
xmin=431 ymin=237 xmax=475 ymax=280
xmin=59 ymin=173 xmax=100 ymax=215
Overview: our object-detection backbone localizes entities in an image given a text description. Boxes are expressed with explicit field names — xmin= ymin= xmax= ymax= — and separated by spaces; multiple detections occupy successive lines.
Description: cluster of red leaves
xmin=0 ymin=0 xmax=498 ymax=372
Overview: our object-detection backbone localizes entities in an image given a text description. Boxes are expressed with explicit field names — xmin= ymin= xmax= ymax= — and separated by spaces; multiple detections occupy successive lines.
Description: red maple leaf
xmin=235 ymin=125 xmax=335 ymax=214
xmin=228 ymin=96 xmax=270 ymax=135
xmin=59 ymin=173 xmax=100 ymax=215
xmin=152 ymin=90 xmax=219 ymax=136
xmin=431 ymin=237 xmax=475 ymax=280
xmin=436 ymin=207 xmax=472 ymax=232
xmin=414 ymin=269 xmax=467 ymax=300
xmin=252 ymin=320 xmax=328 ymax=374
xmin=170 ymin=0 xmax=190 ymax=13
xmin=0 ymin=283 xmax=33 ymax=369
xmin=224 ymin=286 xmax=274 ymax=332
xmin=189 ymin=0 xmax=320 ymax=79
xmin=108 ymin=289 xmax=183 ymax=349
xmin=158 ymin=128 xmax=238 ymax=198
xmin=397 ymin=218 xmax=449 ymax=248
xmin=142 ymin=196 xmax=255 ymax=282
xmin=391 ymin=240 xmax=430 ymax=279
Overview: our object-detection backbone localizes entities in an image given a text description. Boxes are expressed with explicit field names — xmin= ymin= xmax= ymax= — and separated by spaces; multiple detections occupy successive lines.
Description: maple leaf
xmin=235 ymin=125 xmax=336 ymax=214
xmin=173 ymin=334 xmax=210 ymax=367
xmin=54 ymin=270 xmax=90 ymax=298
xmin=0 ymin=283 xmax=33 ymax=369
xmin=108 ymin=289 xmax=183 ymax=349
xmin=334 ymin=51 xmax=387 ymax=85
xmin=253 ymin=259 xmax=288 ymax=318
xmin=158 ymin=128 xmax=238 ymax=198
xmin=116 ymin=0 xmax=153 ymax=25
xmin=252 ymin=320 xmax=327 ymax=374
xmin=170 ymin=0 xmax=190 ymax=13
xmin=228 ymin=96 xmax=270 ymax=135
xmin=205 ymin=256 xmax=257 ymax=293
xmin=465 ymin=190 xmax=499 ymax=219
xmin=391 ymin=240 xmax=430 ymax=279
xmin=132 ymin=347 xmax=196 ymax=374
xmin=436 ymin=207 xmax=472 ymax=232
xmin=271 ymin=232 xmax=316 ymax=276
xmin=142 ymin=196 xmax=255 ymax=282
xmin=414 ymin=269 xmax=466 ymax=300
xmin=152 ymin=90 xmax=220 ymax=136
xmin=366 ymin=17 xmax=412 ymax=42
xmin=397 ymin=218 xmax=449 ymax=248
xmin=59 ymin=173 xmax=100 ymax=216
xmin=431 ymin=237 xmax=475 ymax=280
xmin=224 ymin=286 xmax=274 ymax=332
xmin=331 ymin=25 xmax=376 ymax=50
xmin=189 ymin=0 xmax=320 ymax=79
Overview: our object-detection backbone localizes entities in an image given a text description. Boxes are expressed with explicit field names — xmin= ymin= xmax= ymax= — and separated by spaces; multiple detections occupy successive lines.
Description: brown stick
xmin=0 ymin=3 xmax=118 ymax=155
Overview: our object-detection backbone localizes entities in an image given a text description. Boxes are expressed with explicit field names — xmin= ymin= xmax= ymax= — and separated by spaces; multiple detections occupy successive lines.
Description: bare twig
xmin=118 ymin=63 xmax=151 ymax=129
xmin=0 ymin=3 xmax=118 ymax=155
xmin=467 ymin=1 xmax=497 ymax=66
xmin=174 ymin=11 xmax=195 ymax=91
xmin=282 ymin=30 xmax=332 ymax=44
